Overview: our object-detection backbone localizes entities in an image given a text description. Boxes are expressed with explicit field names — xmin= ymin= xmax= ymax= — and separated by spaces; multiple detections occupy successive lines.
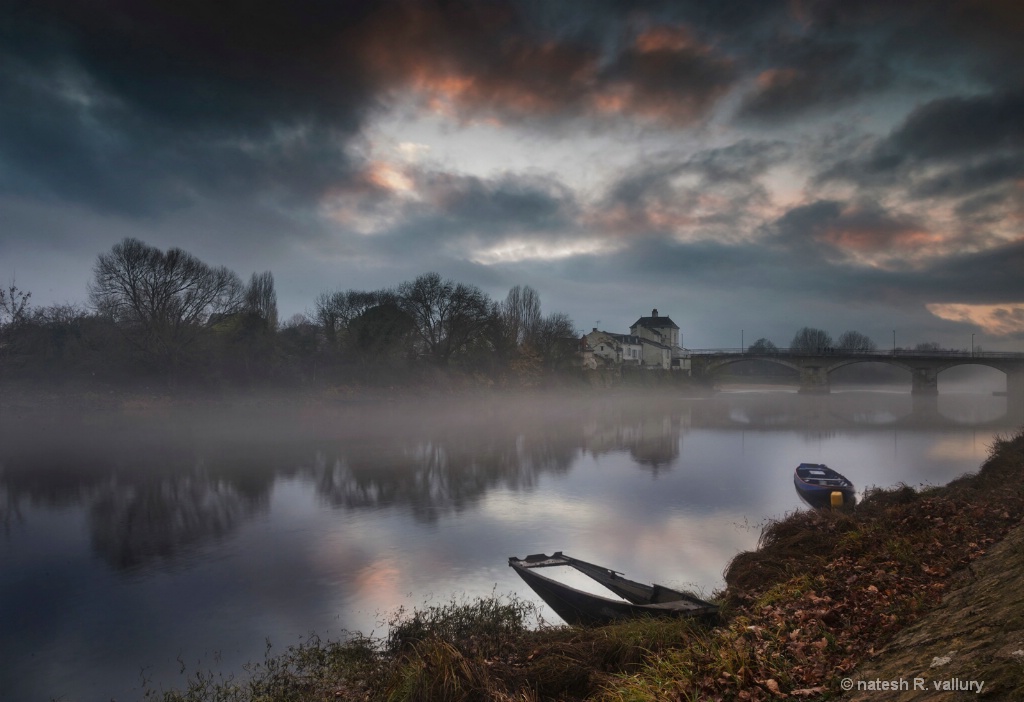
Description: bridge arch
xmin=690 ymin=351 xmax=1024 ymax=396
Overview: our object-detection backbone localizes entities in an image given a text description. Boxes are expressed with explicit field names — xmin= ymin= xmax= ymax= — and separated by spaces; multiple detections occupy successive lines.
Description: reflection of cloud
xmin=580 ymin=512 xmax=760 ymax=594
xmin=480 ymin=492 xmax=601 ymax=525
xmin=926 ymin=436 xmax=988 ymax=462
xmin=926 ymin=302 xmax=1024 ymax=336
xmin=353 ymin=557 xmax=404 ymax=610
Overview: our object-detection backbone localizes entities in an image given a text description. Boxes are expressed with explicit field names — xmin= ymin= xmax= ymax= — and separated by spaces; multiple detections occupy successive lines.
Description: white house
xmin=585 ymin=329 xmax=643 ymax=366
xmin=631 ymin=308 xmax=691 ymax=372
xmin=585 ymin=309 xmax=691 ymax=372
xmin=637 ymin=337 xmax=672 ymax=369
xmin=630 ymin=309 xmax=679 ymax=347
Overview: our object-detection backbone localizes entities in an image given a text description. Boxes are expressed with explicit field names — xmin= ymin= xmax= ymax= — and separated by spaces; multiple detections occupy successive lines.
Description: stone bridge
xmin=689 ymin=349 xmax=1024 ymax=396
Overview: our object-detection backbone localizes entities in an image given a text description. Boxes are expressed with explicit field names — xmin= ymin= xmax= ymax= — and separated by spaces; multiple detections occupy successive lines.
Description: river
xmin=1 ymin=385 xmax=1020 ymax=701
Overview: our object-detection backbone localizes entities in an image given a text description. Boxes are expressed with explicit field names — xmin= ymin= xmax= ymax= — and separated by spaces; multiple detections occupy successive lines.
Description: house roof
xmin=631 ymin=315 xmax=679 ymax=330
xmin=606 ymin=332 xmax=644 ymax=345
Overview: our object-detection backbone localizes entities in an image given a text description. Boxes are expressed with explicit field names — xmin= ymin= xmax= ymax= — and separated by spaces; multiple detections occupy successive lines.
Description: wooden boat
xmin=793 ymin=462 xmax=856 ymax=508
xmin=508 ymin=552 xmax=719 ymax=626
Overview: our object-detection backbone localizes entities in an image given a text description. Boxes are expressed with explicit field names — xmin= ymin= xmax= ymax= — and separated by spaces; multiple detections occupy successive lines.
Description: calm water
xmin=1 ymin=387 xmax=1020 ymax=701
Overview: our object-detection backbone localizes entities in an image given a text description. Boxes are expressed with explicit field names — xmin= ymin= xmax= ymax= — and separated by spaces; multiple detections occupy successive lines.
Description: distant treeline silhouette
xmin=0 ymin=238 xmax=578 ymax=388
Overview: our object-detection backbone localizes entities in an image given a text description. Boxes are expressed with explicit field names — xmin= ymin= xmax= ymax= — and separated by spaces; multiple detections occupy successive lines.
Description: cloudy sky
xmin=2 ymin=0 xmax=1023 ymax=350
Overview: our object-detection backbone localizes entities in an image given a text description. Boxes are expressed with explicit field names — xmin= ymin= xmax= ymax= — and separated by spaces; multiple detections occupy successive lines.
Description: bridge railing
xmin=687 ymin=348 xmax=1024 ymax=359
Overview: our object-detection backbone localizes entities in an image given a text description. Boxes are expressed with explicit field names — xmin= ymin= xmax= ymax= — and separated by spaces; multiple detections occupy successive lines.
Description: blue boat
xmin=793 ymin=463 xmax=856 ymax=508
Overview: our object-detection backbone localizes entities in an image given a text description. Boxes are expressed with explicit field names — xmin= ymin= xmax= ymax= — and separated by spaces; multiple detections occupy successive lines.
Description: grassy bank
xmin=149 ymin=429 xmax=1024 ymax=702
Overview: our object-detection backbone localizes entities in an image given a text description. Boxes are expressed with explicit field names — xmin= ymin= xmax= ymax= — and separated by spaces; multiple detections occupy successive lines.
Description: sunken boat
xmin=508 ymin=552 xmax=718 ymax=627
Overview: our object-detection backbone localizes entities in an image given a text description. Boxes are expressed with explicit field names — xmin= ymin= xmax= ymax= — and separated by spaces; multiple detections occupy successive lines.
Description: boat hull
xmin=793 ymin=463 xmax=856 ymax=508
xmin=508 ymin=552 xmax=718 ymax=627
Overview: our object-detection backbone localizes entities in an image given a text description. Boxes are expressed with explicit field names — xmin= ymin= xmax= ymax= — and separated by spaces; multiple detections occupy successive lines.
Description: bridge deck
xmin=686 ymin=349 xmax=1024 ymax=396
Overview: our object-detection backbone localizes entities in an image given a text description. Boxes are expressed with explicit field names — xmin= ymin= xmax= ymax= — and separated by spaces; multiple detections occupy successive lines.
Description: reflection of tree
xmin=89 ymin=471 xmax=259 ymax=570
xmin=310 ymin=422 xmax=578 ymax=522
xmin=3 ymin=393 xmax=1018 ymax=566
xmin=0 ymin=420 xmax=277 ymax=571
xmin=0 ymin=445 xmax=109 ymax=509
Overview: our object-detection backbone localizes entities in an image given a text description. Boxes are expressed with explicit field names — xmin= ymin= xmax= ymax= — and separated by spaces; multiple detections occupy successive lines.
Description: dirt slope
xmin=842 ymin=522 xmax=1024 ymax=701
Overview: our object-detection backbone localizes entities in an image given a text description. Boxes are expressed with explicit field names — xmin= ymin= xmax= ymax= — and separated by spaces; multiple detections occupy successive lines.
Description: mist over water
xmin=1 ymin=387 xmax=1019 ymax=701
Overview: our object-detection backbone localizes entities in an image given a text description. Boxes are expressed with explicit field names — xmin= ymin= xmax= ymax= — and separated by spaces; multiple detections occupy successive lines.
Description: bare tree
xmin=0 ymin=282 xmax=31 ymax=329
xmin=534 ymin=312 xmax=578 ymax=368
xmin=313 ymin=289 xmax=391 ymax=347
xmin=89 ymin=238 xmax=242 ymax=364
xmin=790 ymin=327 xmax=833 ymax=352
xmin=501 ymin=285 xmax=542 ymax=348
xmin=0 ymin=282 xmax=32 ymax=370
xmin=748 ymin=337 xmax=778 ymax=353
xmin=398 ymin=272 xmax=491 ymax=365
xmin=244 ymin=271 xmax=278 ymax=331
xmin=837 ymin=330 xmax=876 ymax=353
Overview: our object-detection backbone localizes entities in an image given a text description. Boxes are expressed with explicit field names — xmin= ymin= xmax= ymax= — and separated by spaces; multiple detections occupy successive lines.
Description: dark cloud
xmin=558 ymin=219 xmax=1024 ymax=318
xmin=418 ymin=171 xmax=578 ymax=232
xmin=684 ymin=139 xmax=791 ymax=183
xmin=736 ymin=39 xmax=890 ymax=123
xmin=595 ymin=140 xmax=787 ymax=240
xmin=732 ymin=1 xmax=1024 ymax=123
xmin=764 ymin=200 xmax=934 ymax=264
xmin=3 ymin=0 xmax=376 ymax=130
xmin=322 ymin=167 xmax=581 ymax=261
xmin=814 ymin=89 xmax=1024 ymax=239
xmin=353 ymin=3 xmax=738 ymax=127
xmin=3 ymin=0 xmax=1022 ymax=347
xmin=889 ymin=90 xmax=1024 ymax=162
xmin=0 ymin=0 xmax=375 ymax=214
xmin=917 ymin=239 xmax=1024 ymax=304
xmin=0 ymin=0 xmax=742 ymax=217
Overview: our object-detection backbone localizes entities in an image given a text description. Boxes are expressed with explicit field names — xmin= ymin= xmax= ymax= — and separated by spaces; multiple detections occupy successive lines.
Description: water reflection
xmin=311 ymin=424 xmax=578 ymax=521
xmin=89 ymin=474 xmax=260 ymax=570
xmin=0 ymin=391 xmax=1018 ymax=571
xmin=0 ymin=390 xmax=1019 ymax=701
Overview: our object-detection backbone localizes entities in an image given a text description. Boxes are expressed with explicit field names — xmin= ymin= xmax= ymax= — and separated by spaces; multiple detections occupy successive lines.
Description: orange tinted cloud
xmin=819 ymin=223 xmax=940 ymax=252
xmin=756 ymin=68 xmax=802 ymax=90
xmin=319 ymin=160 xmax=418 ymax=232
xmin=634 ymin=26 xmax=701 ymax=54
xmin=926 ymin=303 xmax=1024 ymax=336
xmin=353 ymin=5 xmax=733 ymax=126
xmin=366 ymin=162 xmax=414 ymax=193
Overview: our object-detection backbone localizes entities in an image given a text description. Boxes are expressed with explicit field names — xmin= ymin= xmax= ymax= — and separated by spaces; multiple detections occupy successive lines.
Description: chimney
xmin=592 ymin=327 xmax=597 ymax=333
xmin=651 ymin=309 xmax=658 ymax=317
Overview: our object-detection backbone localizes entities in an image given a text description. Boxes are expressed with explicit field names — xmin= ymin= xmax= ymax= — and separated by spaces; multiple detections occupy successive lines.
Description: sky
xmin=1 ymin=0 xmax=1023 ymax=351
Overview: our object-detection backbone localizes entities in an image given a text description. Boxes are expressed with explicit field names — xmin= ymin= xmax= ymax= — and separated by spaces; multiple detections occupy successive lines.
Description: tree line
xmin=0 ymin=238 xmax=578 ymax=388
xmin=747 ymin=327 xmax=969 ymax=354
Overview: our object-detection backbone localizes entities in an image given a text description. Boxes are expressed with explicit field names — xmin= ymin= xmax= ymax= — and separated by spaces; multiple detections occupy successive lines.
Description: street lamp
xmin=892 ymin=330 xmax=896 ymax=355
xmin=972 ymin=334 xmax=975 ymax=357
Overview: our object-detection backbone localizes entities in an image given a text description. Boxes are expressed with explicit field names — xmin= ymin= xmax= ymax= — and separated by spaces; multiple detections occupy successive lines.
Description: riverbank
xmin=140 ymin=426 xmax=1024 ymax=701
